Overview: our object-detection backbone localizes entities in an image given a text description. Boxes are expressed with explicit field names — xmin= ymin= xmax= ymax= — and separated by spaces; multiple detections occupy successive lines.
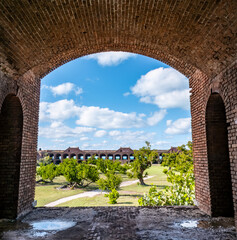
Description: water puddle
xmin=178 ymin=218 xmax=235 ymax=229
xmin=180 ymin=220 xmax=197 ymax=228
xmin=28 ymin=220 xmax=76 ymax=238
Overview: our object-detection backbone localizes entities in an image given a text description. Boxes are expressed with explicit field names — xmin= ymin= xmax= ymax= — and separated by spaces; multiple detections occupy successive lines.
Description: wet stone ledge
xmin=0 ymin=206 xmax=236 ymax=240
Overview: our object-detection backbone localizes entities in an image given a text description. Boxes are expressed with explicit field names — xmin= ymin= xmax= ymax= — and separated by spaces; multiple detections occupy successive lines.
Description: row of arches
xmin=48 ymin=153 xmax=135 ymax=163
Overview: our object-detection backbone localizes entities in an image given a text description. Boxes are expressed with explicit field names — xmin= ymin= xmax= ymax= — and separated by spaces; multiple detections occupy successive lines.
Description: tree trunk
xmin=139 ymin=177 xmax=146 ymax=185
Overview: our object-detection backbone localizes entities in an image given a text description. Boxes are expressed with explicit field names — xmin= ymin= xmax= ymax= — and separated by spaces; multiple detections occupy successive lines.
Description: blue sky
xmin=39 ymin=52 xmax=192 ymax=150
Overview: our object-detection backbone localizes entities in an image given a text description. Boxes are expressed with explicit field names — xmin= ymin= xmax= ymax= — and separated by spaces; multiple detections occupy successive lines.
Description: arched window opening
xmin=115 ymin=155 xmax=121 ymax=160
xmin=70 ymin=154 xmax=76 ymax=159
xmin=0 ymin=94 xmax=23 ymax=219
xmin=100 ymin=154 xmax=106 ymax=160
xmin=122 ymin=155 xmax=128 ymax=160
xmin=206 ymin=93 xmax=234 ymax=217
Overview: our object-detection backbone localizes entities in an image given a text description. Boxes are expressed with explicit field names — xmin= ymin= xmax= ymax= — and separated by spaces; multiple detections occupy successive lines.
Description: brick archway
xmin=0 ymin=0 xmax=236 ymax=227
xmin=206 ymin=93 xmax=234 ymax=217
xmin=0 ymin=94 xmax=23 ymax=219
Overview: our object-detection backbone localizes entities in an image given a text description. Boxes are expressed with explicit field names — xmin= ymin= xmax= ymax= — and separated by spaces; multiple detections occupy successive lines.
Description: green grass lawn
xmin=53 ymin=164 xmax=169 ymax=207
xmin=35 ymin=176 xmax=85 ymax=206
xmin=35 ymin=172 xmax=133 ymax=206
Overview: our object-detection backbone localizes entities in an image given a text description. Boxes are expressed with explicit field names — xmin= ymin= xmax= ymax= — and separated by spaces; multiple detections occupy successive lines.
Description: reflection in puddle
xmin=179 ymin=218 xmax=235 ymax=229
xmin=180 ymin=220 xmax=197 ymax=228
xmin=31 ymin=220 xmax=76 ymax=231
xmin=28 ymin=220 xmax=76 ymax=237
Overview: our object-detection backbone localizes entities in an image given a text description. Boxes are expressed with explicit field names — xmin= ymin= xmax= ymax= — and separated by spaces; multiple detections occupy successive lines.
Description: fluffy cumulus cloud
xmin=147 ymin=109 xmax=167 ymax=126
xmin=40 ymin=99 xmax=166 ymax=130
xmin=86 ymin=52 xmax=136 ymax=66
xmin=94 ymin=130 xmax=107 ymax=137
xmin=76 ymin=106 xmax=145 ymax=129
xmin=39 ymin=100 xmax=80 ymax=121
xmin=131 ymin=67 xmax=190 ymax=110
xmin=43 ymin=82 xmax=83 ymax=96
xmin=39 ymin=121 xmax=95 ymax=139
xmin=165 ymin=118 xmax=191 ymax=135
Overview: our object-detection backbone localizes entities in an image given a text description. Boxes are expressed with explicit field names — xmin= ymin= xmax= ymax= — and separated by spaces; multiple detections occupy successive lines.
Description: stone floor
xmin=0 ymin=206 xmax=236 ymax=240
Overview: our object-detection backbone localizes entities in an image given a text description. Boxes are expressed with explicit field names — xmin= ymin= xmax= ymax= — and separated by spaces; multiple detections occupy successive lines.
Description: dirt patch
xmin=1 ymin=206 xmax=236 ymax=240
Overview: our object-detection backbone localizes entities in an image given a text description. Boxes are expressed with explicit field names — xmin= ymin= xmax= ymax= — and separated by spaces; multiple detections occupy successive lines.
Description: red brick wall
xmin=190 ymin=61 xmax=237 ymax=226
xmin=0 ymin=70 xmax=40 ymax=218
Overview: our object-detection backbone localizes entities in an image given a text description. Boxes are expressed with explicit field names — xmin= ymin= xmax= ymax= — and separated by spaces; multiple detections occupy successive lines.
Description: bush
xmin=37 ymin=155 xmax=53 ymax=166
xmin=139 ymin=168 xmax=195 ymax=206
xmin=139 ymin=141 xmax=195 ymax=206
xmin=59 ymin=158 xmax=100 ymax=188
xmin=97 ymin=171 xmax=122 ymax=191
xmin=37 ymin=163 xmax=59 ymax=182
xmin=105 ymin=189 xmax=119 ymax=204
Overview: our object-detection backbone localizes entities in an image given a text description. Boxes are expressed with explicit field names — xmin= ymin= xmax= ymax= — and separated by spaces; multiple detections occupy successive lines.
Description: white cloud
xmin=39 ymin=121 xmax=95 ymax=139
xmin=75 ymin=87 xmax=83 ymax=95
xmin=147 ymin=109 xmax=167 ymax=126
xmin=166 ymin=120 xmax=172 ymax=126
xmin=152 ymin=141 xmax=171 ymax=149
xmin=80 ymin=136 xmax=89 ymax=141
xmin=165 ymin=118 xmax=191 ymax=135
xmin=109 ymin=130 xmax=121 ymax=136
xmin=44 ymin=82 xmax=83 ymax=96
xmin=108 ymin=130 xmax=156 ymax=148
xmin=86 ymin=52 xmax=136 ymax=66
xmin=39 ymin=100 xmax=80 ymax=121
xmin=75 ymin=106 xmax=145 ymax=129
xmin=131 ymin=67 xmax=190 ymax=110
xmin=40 ymin=99 xmax=167 ymax=130
xmin=123 ymin=92 xmax=130 ymax=97
xmin=94 ymin=130 xmax=107 ymax=137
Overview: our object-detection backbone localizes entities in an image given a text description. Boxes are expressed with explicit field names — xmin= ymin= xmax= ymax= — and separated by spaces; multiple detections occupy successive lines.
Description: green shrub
xmin=139 ymin=168 xmax=195 ymax=206
xmin=105 ymin=189 xmax=120 ymax=204
xmin=37 ymin=163 xmax=59 ymax=182
xmin=59 ymin=158 xmax=100 ymax=187
xmin=97 ymin=171 xmax=122 ymax=191
xmin=139 ymin=141 xmax=195 ymax=206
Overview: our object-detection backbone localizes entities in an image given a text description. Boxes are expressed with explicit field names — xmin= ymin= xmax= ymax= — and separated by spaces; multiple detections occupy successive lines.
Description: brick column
xmin=190 ymin=62 xmax=237 ymax=227
xmin=0 ymin=70 xmax=40 ymax=218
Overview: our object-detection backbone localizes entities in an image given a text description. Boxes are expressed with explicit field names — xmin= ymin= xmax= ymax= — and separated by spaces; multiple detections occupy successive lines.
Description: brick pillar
xmin=0 ymin=70 xmax=40 ymax=218
xmin=190 ymin=62 xmax=237 ymax=227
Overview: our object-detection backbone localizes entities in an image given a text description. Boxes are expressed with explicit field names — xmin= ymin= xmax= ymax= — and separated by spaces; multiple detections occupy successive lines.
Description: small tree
xmin=59 ymin=158 xmax=100 ymax=188
xmin=105 ymin=189 xmax=120 ymax=204
xmin=97 ymin=171 xmax=122 ymax=191
xmin=128 ymin=141 xmax=157 ymax=185
xmin=37 ymin=154 xmax=53 ymax=166
xmin=37 ymin=163 xmax=59 ymax=182
xmin=139 ymin=142 xmax=195 ymax=206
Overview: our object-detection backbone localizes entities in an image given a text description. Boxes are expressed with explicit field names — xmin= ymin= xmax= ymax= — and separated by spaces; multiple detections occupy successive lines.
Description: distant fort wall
xmin=38 ymin=147 xmax=178 ymax=164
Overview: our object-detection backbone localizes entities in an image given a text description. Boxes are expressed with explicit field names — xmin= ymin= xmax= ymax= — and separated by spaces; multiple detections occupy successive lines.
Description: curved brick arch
xmin=37 ymin=45 xmax=196 ymax=80
xmin=0 ymin=0 xmax=236 ymax=79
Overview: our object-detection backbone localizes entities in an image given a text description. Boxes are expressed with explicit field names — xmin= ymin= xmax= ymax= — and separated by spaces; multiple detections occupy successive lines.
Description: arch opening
xmin=206 ymin=93 xmax=234 ymax=217
xmin=0 ymin=94 xmax=23 ymax=219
